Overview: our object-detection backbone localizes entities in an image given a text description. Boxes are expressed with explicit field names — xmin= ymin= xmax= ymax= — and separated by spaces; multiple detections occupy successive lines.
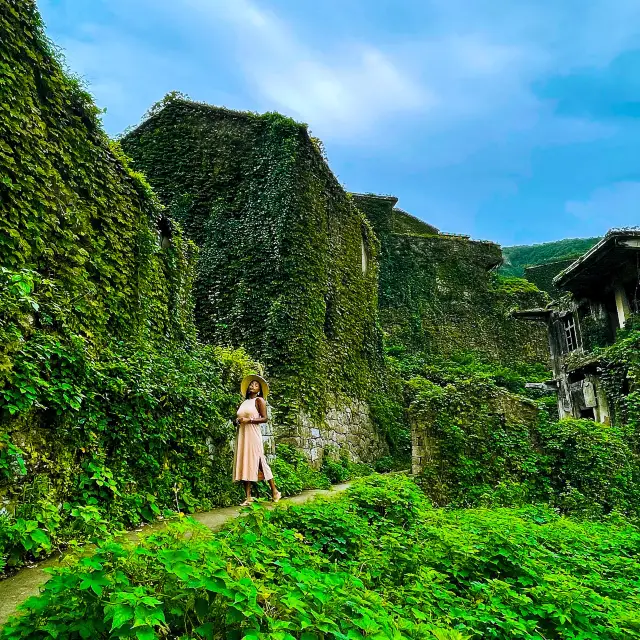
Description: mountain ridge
xmin=500 ymin=236 xmax=601 ymax=277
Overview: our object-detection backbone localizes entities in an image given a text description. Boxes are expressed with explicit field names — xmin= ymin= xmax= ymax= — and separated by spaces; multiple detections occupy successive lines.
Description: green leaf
xmin=135 ymin=626 xmax=157 ymax=640
xmin=78 ymin=571 xmax=110 ymax=596
xmin=195 ymin=623 xmax=215 ymax=639
xmin=30 ymin=529 xmax=51 ymax=547
xmin=109 ymin=604 xmax=134 ymax=631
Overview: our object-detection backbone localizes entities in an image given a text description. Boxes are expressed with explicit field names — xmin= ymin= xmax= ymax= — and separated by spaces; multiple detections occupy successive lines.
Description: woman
xmin=233 ymin=374 xmax=281 ymax=506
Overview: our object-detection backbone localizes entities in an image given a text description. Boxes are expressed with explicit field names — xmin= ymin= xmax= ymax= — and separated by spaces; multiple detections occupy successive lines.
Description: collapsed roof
xmin=553 ymin=229 xmax=640 ymax=296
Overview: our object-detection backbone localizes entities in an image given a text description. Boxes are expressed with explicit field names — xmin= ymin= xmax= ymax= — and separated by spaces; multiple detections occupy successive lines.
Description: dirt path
xmin=0 ymin=483 xmax=351 ymax=627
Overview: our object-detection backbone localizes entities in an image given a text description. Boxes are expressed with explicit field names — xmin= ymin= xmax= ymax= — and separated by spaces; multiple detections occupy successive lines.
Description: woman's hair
xmin=245 ymin=381 xmax=264 ymax=399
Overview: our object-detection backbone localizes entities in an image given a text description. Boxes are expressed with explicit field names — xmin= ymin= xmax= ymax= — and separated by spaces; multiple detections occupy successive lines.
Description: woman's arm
xmin=250 ymin=397 xmax=268 ymax=425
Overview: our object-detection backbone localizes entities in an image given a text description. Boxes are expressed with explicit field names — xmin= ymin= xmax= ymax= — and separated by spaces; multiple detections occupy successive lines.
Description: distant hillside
xmin=500 ymin=237 xmax=601 ymax=277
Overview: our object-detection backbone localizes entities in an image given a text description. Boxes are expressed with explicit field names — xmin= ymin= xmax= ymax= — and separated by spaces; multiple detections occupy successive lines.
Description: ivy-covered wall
xmin=385 ymin=236 xmax=550 ymax=364
xmin=392 ymin=207 xmax=439 ymax=236
xmin=0 ymin=9 xmax=194 ymax=348
xmin=121 ymin=99 xmax=386 ymax=458
xmin=524 ymin=259 xmax=576 ymax=297
xmin=353 ymin=193 xmax=549 ymax=365
xmin=0 ymin=2 xmax=262 ymax=574
xmin=410 ymin=378 xmax=541 ymax=500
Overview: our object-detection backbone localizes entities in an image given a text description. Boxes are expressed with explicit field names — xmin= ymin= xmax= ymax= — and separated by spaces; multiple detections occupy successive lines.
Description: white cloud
xmin=566 ymin=181 xmax=640 ymax=227
xmin=164 ymin=0 xmax=609 ymax=152
xmin=36 ymin=0 xmax=640 ymax=159
xmin=181 ymin=0 xmax=431 ymax=137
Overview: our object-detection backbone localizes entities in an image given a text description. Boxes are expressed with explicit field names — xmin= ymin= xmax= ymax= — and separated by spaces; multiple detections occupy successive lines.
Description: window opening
xmin=563 ymin=314 xmax=579 ymax=352
xmin=158 ymin=216 xmax=173 ymax=249
xmin=361 ymin=237 xmax=368 ymax=275
xmin=323 ymin=293 xmax=335 ymax=339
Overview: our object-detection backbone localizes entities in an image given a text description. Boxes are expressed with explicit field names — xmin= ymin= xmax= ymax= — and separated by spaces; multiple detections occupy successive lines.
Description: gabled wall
xmin=122 ymin=100 xmax=386 ymax=462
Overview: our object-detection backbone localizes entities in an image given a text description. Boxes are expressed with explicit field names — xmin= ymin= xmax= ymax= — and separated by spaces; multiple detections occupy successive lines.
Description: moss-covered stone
xmin=411 ymin=380 xmax=542 ymax=499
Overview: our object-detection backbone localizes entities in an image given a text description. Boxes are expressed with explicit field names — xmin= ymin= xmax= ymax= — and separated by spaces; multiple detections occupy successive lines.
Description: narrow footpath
xmin=0 ymin=483 xmax=351 ymax=627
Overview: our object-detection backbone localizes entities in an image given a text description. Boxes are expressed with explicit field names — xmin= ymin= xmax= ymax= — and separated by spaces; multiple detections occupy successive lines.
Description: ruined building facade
xmin=517 ymin=229 xmax=640 ymax=423
xmin=123 ymin=98 xmax=548 ymax=464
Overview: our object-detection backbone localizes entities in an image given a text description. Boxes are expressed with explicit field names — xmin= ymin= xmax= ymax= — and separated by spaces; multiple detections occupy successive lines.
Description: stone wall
xmin=273 ymin=399 xmax=387 ymax=466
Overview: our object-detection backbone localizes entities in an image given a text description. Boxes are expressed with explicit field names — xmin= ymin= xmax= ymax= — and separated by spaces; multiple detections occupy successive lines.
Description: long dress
xmin=233 ymin=397 xmax=274 ymax=482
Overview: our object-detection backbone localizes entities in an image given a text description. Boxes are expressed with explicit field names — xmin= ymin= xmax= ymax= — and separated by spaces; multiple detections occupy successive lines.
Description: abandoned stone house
xmin=516 ymin=229 xmax=640 ymax=423
xmin=122 ymin=97 xmax=547 ymax=464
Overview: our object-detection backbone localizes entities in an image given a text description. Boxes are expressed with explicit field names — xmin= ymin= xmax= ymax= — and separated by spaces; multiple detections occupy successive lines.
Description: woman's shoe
xmin=272 ymin=491 xmax=282 ymax=503
xmin=240 ymin=498 xmax=254 ymax=507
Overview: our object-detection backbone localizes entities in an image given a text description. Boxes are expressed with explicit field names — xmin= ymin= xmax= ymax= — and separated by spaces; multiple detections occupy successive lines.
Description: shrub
xmin=369 ymin=393 xmax=410 ymax=461
xmin=4 ymin=475 xmax=640 ymax=639
xmin=250 ymin=445 xmax=331 ymax=501
xmin=320 ymin=447 xmax=374 ymax=485
xmin=539 ymin=417 xmax=640 ymax=518
xmin=0 ymin=337 xmax=256 ymax=573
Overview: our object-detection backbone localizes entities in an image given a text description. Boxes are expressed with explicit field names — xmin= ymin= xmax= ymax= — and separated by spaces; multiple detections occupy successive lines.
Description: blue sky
xmin=38 ymin=0 xmax=640 ymax=246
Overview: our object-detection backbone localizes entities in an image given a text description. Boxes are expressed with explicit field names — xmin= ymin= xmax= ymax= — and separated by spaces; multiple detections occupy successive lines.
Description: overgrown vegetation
xmin=4 ymin=475 xmax=640 ymax=639
xmin=396 ymin=330 xmax=640 ymax=517
xmin=412 ymin=377 xmax=640 ymax=516
xmin=597 ymin=320 xmax=640 ymax=440
xmin=250 ymin=444 xmax=376 ymax=501
xmin=8 ymin=5 xmax=640 ymax=638
xmin=378 ymin=230 xmax=550 ymax=365
xmin=0 ymin=332 xmax=259 ymax=574
xmin=387 ymin=345 xmax=550 ymax=397
xmin=121 ymin=99 xmax=385 ymax=429
xmin=0 ymin=2 xmax=282 ymax=576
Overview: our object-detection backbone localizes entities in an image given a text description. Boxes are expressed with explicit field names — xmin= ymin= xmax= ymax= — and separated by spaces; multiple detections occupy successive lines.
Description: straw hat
xmin=240 ymin=374 xmax=270 ymax=400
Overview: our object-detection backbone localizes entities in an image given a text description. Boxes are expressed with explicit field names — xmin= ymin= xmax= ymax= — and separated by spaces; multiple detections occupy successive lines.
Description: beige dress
xmin=233 ymin=398 xmax=274 ymax=482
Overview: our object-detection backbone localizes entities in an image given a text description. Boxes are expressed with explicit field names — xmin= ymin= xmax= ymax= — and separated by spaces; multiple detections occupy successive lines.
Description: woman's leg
xmin=257 ymin=459 xmax=279 ymax=501
xmin=268 ymin=478 xmax=280 ymax=500
xmin=244 ymin=481 xmax=252 ymax=501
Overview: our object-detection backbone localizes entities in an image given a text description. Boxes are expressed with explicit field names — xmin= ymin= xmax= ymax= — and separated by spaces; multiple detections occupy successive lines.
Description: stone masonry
xmin=291 ymin=399 xmax=387 ymax=466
